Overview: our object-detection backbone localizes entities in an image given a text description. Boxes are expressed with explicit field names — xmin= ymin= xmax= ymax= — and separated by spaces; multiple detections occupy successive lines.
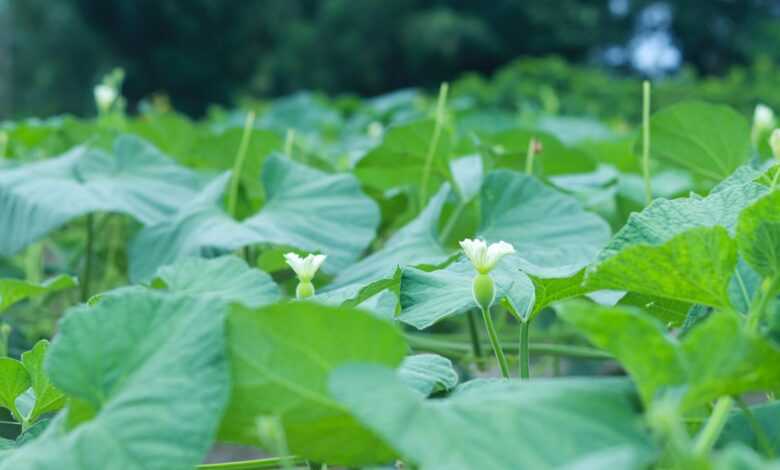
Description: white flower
xmin=284 ymin=252 xmax=327 ymax=282
xmin=94 ymin=84 xmax=117 ymax=112
xmin=459 ymin=238 xmax=515 ymax=274
xmin=754 ymin=104 xmax=776 ymax=129
xmin=771 ymin=129 xmax=780 ymax=160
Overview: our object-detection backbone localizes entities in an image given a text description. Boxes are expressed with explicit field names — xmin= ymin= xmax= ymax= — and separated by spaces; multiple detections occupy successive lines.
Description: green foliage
xmin=4 ymin=63 xmax=780 ymax=469
xmin=218 ymin=301 xmax=407 ymax=466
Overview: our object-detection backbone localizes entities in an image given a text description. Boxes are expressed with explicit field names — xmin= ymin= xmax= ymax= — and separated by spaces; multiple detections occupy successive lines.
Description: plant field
xmin=1 ymin=77 xmax=780 ymax=469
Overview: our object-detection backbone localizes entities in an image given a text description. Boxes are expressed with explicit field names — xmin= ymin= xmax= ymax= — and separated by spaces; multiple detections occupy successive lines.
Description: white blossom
xmin=284 ymin=252 xmax=327 ymax=282
xmin=94 ymin=84 xmax=118 ymax=113
xmin=459 ymin=238 xmax=515 ymax=274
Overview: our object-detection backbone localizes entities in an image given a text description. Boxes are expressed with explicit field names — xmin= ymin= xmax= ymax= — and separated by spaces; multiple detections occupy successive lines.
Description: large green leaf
xmin=0 ymin=275 xmax=76 ymax=313
xmin=129 ymin=153 xmax=379 ymax=281
xmin=0 ymin=135 xmax=212 ymax=255
xmin=319 ymin=185 xmax=452 ymax=303
xmin=151 ymin=256 xmax=281 ymax=307
xmin=0 ymin=291 xmax=229 ymax=470
xmin=646 ymin=101 xmax=751 ymax=183
xmin=737 ymin=190 xmax=780 ymax=279
xmin=398 ymin=256 xmax=534 ymax=328
xmin=586 ymin=182 xmax=767 ymax=306
xmin=218 ymin=301 xmax=407 ymax=466
xmin=355 ymin=120 xmax=452 ymax=193
xmin=559 ymin=300 xmax=780 ymax=409
xmin=331 ymin=365 xmax=651 ymax=470
xmin=479 ymin=170 xmax=611 ymax=278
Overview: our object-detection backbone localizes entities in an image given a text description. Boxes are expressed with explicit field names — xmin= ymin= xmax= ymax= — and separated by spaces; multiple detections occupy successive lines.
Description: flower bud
xmin=296 ymin=281 xmax=315 ymax=300
xmin=472 ymin=273 xmax=495 ymax=311
xmin=771 ymin=129 xmax=780 ymax=160
xmin=752 ymin=104 xmax=776 ymax=146
xmin=94 ymin=84 xmax=118 ymax=114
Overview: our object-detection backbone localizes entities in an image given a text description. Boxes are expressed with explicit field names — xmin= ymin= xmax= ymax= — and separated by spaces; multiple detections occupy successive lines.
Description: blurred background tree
xmin=2 ymin=0 xmax=780 ymax=118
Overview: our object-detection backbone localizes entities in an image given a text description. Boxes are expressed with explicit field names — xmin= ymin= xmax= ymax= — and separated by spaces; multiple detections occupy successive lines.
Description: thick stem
xmin=465 ymin=309 xmax=484 ymax=366
xmin=480 ymin=306 xmax=510 ymax=378
xmin=419 ymin=83 xmax=448 ymax=209
xmin=693 ymin=396 xmax=734 ymax=457
xmin=642 ymin=80 xmax=652 ymax=206
xmin=227 ymin=111 xmax=257 ymax=218
xmin=80 ymin=213 xmax=95 ymax=302
xmin=519 ymin=320 xmax=530 ymax=379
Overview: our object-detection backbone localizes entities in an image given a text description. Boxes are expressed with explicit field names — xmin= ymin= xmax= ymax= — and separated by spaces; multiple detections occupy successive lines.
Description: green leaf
xmin=398 ymin=257 xmax=534 ymax=329
xmin=737 ymin=190 xmax=780 ymax=279
xmin=0 ymin=359 xmax=30 ymax=420
xmin=557 ymin=301 xmax=686 ymax=404
xmin=559 ymin=300 xmax=780 ymax=409
xmin=129 ymin=154 xmax=379 ymax=281
xmin=646 ymin=101 xmax=751 ymax=183
xmin=586 ymin=183 xmax=767 ymax=306
xmin=20 ymin=340 xmax=64 ymax=423
xmin=218 ymin=301 xmax=407 ymax=466
xmin=719 ymin=401 xmax=780 ymax=456
xmin=528 ymin=269 xmax=592 ymax=318
xmin=398 ymin=354 xmax=458 ymax=396
xmin=152 ymin=256 xmax=281 ymax=308
xmin=0 ymin=135 xmax=213 ymax=255
xmin=0 ymin=291 xmax=230 ymax=470
xmin=618 ymin=292 xmax=691 ymax=327
xmin=355 ymin=120 xmax=452 ymax=193
xmin=482 ymin=129 xmax=597 ymax=176
xmin=320 ymin=185 xmax=452 ymax=301
xmin=589 ymin=226 xmax=737 ymax=307
xmin=331 ymin=365 xmax=651 ymax=470
xmin=0 ymin=275 xmax=77 ymax=313
xmin=479 ymin=170 xmax=611 ymax=277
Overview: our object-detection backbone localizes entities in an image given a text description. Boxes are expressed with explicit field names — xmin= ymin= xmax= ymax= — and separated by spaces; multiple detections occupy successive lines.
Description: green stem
xmin=284 ymin=129 xmax=296 ymax=158
xmin=227 ymin=111 xmax=257 ymax=218
xmin=405 ymin=333 xmax=611 ymax=359
xmin=524 ymin=138 xmax=537 ymax=175
xmin=480 ymin=306 xmax=510 ymax=378
xmin=197 ymin=456 xmax=306 ymax=470
xmin=642 ymin=80 xmax=652 ymax=206
xmin=771 ymin=166 xmax=780 ymax=190
xmin=693 ymin=396 xmax=734 ymax=457
xmin=519 ymin=320 xmax=530 ymax=379
xmin=80 ymin=213 xmax=95 ymax=302
xmin=747 ymin=276 xmax=780 ymax=333
xmin=419 ymin=83 xmax=448 ymax=209
xmin=465 ymin=309 xmax=484 ymax=366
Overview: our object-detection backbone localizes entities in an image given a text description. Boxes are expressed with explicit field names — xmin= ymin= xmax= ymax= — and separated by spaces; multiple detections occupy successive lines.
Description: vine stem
xmin=480 ymin=306 xmax=511 ymax=378
xmin=227 ymin=111 xmax=257 ymax=218
xmin=642 ymin=80 xmax=652 ymax=206
xmin=693 ymin=396 xmax=734 ymax=457
xmin=736 ymin=397 xmax=775 ymax=458
xmin=80 ymin=213 xmax=95 ymax=302
xmin=519 ymin=320 xmax=530 ymax=379
xmin=747 ymin=276 xmax=780 ymax=333
xmin=419 ymin=82 xmax=448 ymax=210
xmin=197 ymin=456 xmax=306 ymax=470
xmin=465 ymin=309 xmax=484 ymax=366
xmin=404 ymin=333 xmax=611 ymax=359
